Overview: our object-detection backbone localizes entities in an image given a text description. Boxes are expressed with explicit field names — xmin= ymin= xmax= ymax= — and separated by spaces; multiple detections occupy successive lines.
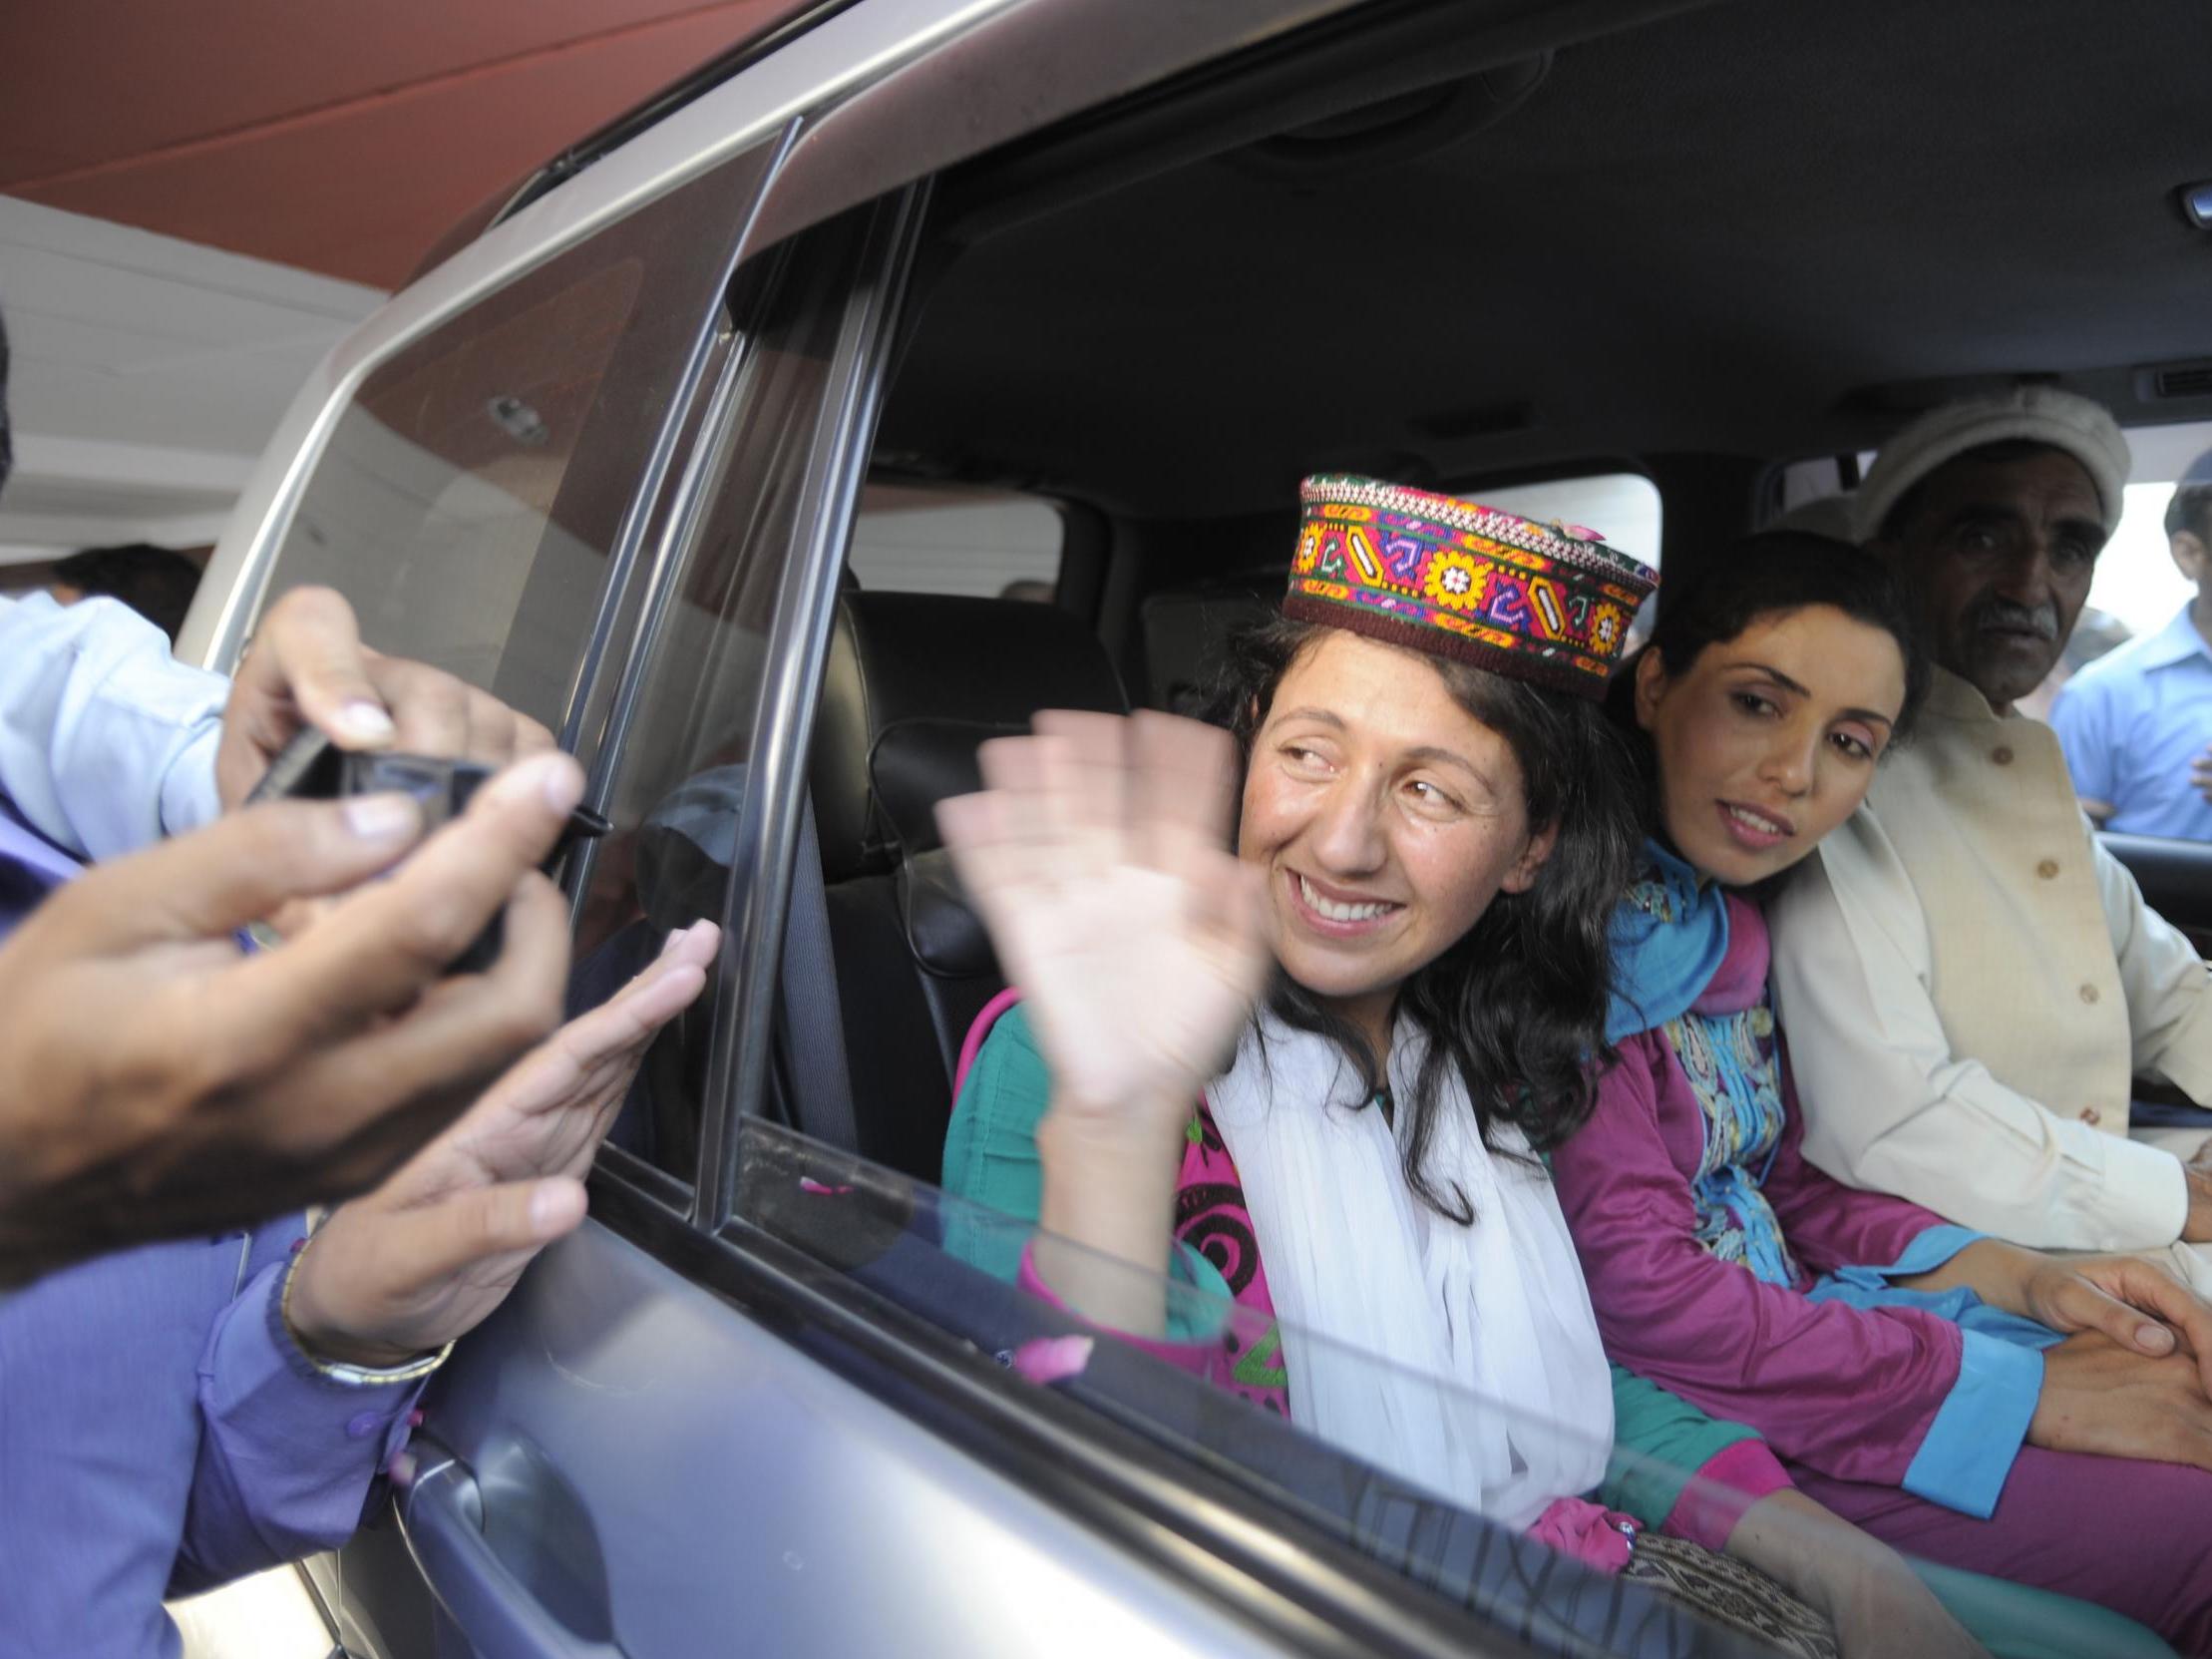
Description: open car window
xmin=718 ymin=1111 xmax=1858 ymax=1659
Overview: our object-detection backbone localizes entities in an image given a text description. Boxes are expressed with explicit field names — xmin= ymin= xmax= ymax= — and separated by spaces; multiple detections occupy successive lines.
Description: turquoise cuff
xmin=1902 ymin=1328 xmax=2042 ymax=1518
xmin=1162 ymin=1240 xmax=1236 ymax=1344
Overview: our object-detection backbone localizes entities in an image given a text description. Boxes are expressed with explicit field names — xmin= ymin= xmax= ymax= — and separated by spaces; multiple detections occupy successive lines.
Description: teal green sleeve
xmin=939 ymin=1005 xmax=1054 ymax=1283
xmin=941 ymin=1005 xmax=1231 ymax=1323
xmin=1599 ymin=1363 xmax=1766 ymax=1529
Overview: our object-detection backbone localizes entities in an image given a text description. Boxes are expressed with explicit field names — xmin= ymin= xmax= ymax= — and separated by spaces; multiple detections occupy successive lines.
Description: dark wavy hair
xmin=1204 ymin=618 xmax=1641 ymax=1222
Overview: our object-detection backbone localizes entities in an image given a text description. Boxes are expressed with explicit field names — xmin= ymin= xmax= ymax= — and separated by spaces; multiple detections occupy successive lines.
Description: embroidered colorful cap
xmin=1284 ymin=474 xmax=1659 ymax=698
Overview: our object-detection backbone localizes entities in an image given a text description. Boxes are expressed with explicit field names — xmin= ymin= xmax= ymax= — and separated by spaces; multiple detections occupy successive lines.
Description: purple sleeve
xmin=1551 ymin=1035 xmax=1967 ymax=1489
xmin=1760 ymin=1041 xmax=1958 ymax=1277
xmin=173 ymin=1259 xmax=425 ymax=1594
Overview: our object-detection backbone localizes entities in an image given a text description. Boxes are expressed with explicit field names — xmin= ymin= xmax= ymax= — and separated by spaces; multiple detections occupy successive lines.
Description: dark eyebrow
xmin=1273 ymin=706 xmax=1346 ymax=730
xmin=1937 ymin=504 xmax=2026 ymax=528
xmin=1404 ymin=743 xmax=1490 ymax=784
xmin=1273 ymin=707 xmax=1499 ymax=791
xmin=1726 ymin=659 xmax=1811 ymax=698
xmin=1727 ymin=659 xmax=1896 ymax=729
xmin=1941 ymin=500 xmax=2106 ymax=553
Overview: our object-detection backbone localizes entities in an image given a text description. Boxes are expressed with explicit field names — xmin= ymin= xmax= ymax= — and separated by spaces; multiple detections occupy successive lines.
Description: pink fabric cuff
xmin=1015 ymin=1240 xmax=1229 ymax=1382
xmin=953 ymin=987 xmax=1025 ymax=1101
xmin=1528 ymin=1496 xmax=1637 ymax=1574
xmin=1661 ymin=1437 xmax=1795 ymax=1553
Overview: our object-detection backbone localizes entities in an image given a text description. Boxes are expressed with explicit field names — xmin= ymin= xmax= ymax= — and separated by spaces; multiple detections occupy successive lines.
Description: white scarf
xmin=1206 ymin=1012 xmax=1614 ymax=1529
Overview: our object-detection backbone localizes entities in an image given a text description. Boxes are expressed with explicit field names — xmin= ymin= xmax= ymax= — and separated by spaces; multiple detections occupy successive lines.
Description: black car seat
xmin=802 ymin=590 xmax=1128 ymax=1179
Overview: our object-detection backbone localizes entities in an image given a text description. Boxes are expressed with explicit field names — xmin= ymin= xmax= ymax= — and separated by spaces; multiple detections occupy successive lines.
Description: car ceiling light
xmin=2182 ymin=182 xmax=2212 ymax=229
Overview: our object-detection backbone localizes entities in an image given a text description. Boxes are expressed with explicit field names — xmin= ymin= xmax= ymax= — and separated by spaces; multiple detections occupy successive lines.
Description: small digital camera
xmin=247 ymin=729 xmax=608 ymax=973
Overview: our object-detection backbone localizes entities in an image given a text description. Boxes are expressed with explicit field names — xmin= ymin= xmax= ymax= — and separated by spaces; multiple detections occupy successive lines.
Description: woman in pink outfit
xmin=1550 ymin=530 xmax=2212 ymax=1653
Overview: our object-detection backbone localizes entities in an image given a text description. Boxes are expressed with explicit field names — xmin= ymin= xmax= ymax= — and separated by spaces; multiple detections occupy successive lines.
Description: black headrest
xmin=867 ymin=718 xmax=1013 ymax=979
xmin=810 ymin=591 xmax=1127 ymax=882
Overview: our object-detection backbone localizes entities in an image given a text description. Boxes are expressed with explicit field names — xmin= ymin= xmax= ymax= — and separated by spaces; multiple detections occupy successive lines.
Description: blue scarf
xmin=1605 ymin=837 xmax=1730 ymax=1043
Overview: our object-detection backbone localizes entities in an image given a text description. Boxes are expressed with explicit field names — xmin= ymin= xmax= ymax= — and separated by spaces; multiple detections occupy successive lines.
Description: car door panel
xmin=365 ymin=1220 xmax=1288 ymax=1659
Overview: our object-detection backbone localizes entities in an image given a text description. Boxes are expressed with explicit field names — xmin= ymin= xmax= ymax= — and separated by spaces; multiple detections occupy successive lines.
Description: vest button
xmin=2036 ymin=859 xmax=2060 ymax=879
xmin=2079 ymin=1106 xmax=2103 ymax=1126
xmin=2079 ymin=984 xmax=2100 ymax=1005
xmin=1992 ymin=745 xmax=2016 ymax=765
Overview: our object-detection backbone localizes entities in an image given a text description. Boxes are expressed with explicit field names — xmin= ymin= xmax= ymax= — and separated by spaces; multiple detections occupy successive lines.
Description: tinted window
xmin=574 ymin=209 xmax=881 ymax=1187
xmin=255 ymin=147 xmax=777 ymax=730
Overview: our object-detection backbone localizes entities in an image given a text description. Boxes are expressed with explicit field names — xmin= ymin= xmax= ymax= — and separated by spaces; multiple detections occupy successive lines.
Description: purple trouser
xmin=1794 ymin=1448 xmax=2212 ymax=1656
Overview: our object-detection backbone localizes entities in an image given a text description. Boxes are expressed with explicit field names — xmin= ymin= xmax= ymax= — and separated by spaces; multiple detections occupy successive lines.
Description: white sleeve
xmin=2096 ymin=832 xmax=2212 ymax=1102
xmin=0 ymin=593 xmax=225 ymax=860
xmin=1767 ymin=807 xmax=2187 ymax=1253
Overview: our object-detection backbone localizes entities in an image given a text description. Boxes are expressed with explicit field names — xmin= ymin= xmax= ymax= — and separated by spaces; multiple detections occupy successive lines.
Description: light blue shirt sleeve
xmin=0 ymin=592 xmax=225 ymax=860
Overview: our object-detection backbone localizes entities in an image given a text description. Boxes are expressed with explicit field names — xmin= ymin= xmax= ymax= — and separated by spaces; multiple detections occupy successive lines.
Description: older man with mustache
xmin=1766 ymin=389 xmax=2212 ymax=1293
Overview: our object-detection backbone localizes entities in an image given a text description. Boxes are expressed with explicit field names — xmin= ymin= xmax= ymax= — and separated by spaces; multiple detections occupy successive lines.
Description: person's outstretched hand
xmin=936 ymin=710 xmax=1270 ymax=1139
xmin=215 ymin=585 xmax=553 ymax=810
xmin=284 ymin=923 xmax=718 ymax=1366
xmin=0 ymin=750 xmax=584 ymax=1283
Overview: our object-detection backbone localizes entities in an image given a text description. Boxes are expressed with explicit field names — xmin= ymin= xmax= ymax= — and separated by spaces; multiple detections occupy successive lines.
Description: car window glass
xmin=252 ymin=146 xmax=776 ymax=731
xmin=574 ymin=210 xmax=878 ymax=1188
xmin=848 ymin=485 xmax=1063 ymax=600
xmin=727 ymin=1112 xmax=1827 ymax=1653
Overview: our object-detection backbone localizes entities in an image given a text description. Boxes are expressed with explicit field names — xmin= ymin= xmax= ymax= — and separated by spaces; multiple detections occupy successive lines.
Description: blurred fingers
xmin=1032 ymin=711 xmax=1133 ymax=879
xmin=221 ymin=754 xmax=579 ymax=1043
xmin=34 ymin=795 xmax=424 ymax=957
xmin=1130 ymin=710 xmax=1242 ymax=862
xmin=262 ymin=875 xmax=570 ymax=1171
xmin=367 ymin=655 xmax=473 ymax=759
xmin=245 ymin=587 xmax=396 ymax=749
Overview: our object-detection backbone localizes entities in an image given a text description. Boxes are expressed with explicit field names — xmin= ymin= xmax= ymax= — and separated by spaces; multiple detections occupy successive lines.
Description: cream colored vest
xmin=1864 ymin=668 xmax=2135 ymax=1130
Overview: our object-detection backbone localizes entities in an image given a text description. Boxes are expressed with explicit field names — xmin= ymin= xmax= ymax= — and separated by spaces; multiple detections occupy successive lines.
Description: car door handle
xmin=401 ymin=1452 xmax=629 ymax=1659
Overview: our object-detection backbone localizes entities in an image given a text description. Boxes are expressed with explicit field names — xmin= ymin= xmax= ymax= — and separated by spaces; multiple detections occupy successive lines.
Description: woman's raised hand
xmin=937 ymin=710 xmax=1271 ymax=1136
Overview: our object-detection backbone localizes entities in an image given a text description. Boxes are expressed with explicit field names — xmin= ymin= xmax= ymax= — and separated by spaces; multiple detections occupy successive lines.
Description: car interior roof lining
xmin=876 ymin=0 xmax=2212 ymax=520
